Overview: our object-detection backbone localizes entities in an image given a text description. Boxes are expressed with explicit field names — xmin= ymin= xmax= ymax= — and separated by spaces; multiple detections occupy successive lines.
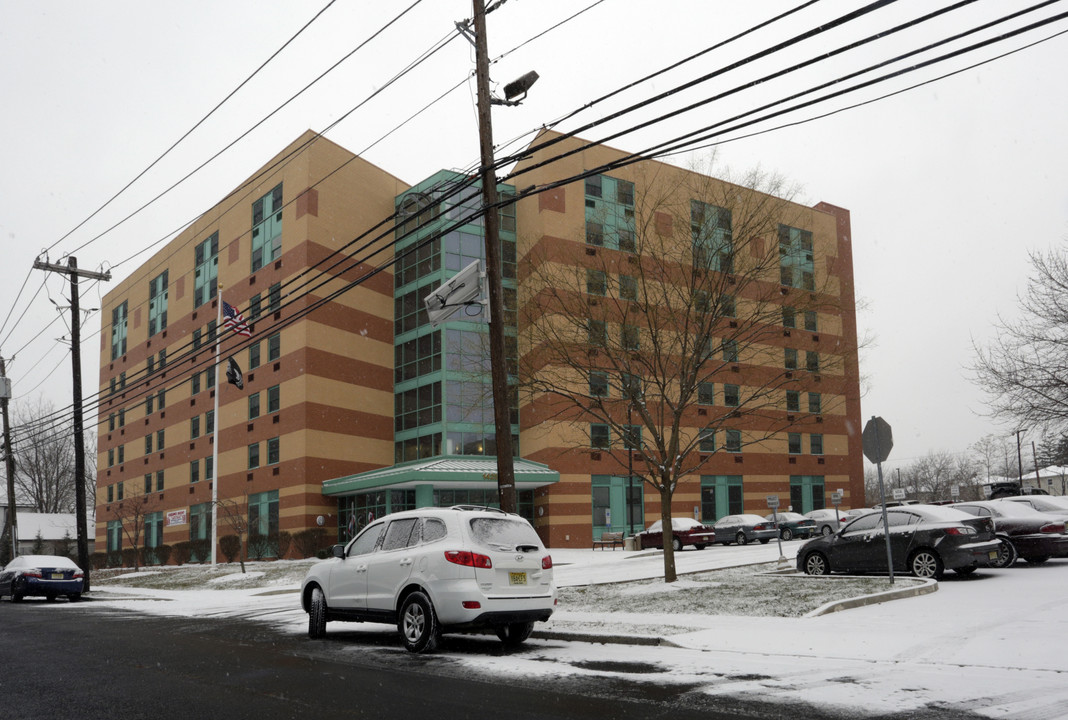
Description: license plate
xmin=509 ymin=572 xmax=527 ymax=586
xmin=51 ymin=573 xmax=64 ymax=580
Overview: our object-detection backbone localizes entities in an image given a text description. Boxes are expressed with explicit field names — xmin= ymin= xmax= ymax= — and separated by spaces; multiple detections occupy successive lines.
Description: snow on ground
xmin=87 ymin=544 xmax=1068 ymax=719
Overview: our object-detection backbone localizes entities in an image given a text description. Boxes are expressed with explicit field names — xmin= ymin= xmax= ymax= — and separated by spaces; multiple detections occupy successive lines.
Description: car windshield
xmin=469 ymin=517 xmax=542 ymax=551
xmin=992 ymin=502 xmax=1041 ymax=517
xmin=670 ymin=518 xmax=703 ymax=530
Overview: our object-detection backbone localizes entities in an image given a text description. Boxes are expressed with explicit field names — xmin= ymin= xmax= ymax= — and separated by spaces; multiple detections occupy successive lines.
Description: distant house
xmin=0 ymin=511 xmax=95 ymax=556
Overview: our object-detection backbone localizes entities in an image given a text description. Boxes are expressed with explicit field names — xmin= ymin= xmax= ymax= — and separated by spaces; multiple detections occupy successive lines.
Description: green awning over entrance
xmin=322 ymin=455 xmax=559 ymax=497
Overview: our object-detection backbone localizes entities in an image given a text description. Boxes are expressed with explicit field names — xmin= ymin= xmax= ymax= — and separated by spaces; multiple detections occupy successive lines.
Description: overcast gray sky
xmin=2 ymin=1 xmax=1066 ymax=471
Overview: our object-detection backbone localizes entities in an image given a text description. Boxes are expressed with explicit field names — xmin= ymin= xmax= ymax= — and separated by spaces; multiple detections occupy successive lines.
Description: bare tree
xmin=110 ymin=489 xmax=159 ymax=572
xmin=973 ymin=245 xmax=1068 ymax=431
xmin=520 ymin=161 xmax=843 ymax=582
xmin=215 ymin=495 xmax=249 ymax=573
xmin=12 ymin=397 xmax=79 ymax=513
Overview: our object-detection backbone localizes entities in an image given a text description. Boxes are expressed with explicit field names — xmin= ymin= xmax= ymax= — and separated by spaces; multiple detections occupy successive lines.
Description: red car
xmin=637 ymin=518 xmax=716 ymax=551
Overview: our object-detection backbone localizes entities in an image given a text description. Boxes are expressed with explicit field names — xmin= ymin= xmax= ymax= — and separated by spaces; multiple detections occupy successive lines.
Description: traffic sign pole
xmin=864 ymin=416 xmax=896 ymax=585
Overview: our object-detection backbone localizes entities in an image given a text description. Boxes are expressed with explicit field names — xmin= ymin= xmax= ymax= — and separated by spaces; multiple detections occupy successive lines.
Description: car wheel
xmin=759 ymin=538 xmax=770 ymax=544
xmin=399 ymin=591 xmax=440 ymax=653
xmin=694 ymin=544 xmax=706 ymax=550
xmin=10 ymin=577 xmax=25 ymax=603
xmin=1025 ymin=555 xmax=1050 ymax=565
xmin=821 ymin=525 xmax=833 ymax=536
xmin=308 ymin=586 xmax=327 ymax=639
xmin=736 ymin=532 xmax=748 ymax=546
xmin=803 ymin=552 xmax=829 ymax=576
xmin=671 ymin=537 xmax=682 ymax=552
xmin=953 ymin=565 xmax=977 ymax=577
xmin=909 ymin=549 xmax=944 ymax=580
xmin=496 ymin=621 xmax=535 ymax=647
xmin=68 ymin=593 xmax=81 ymax=602
xmin=780 ymin=528 xmax=793 ymax=541
xmin=45 ymin=594 xmax=57 ymax=603
xmin=992 ymin=538 xmax=1017 ymax=568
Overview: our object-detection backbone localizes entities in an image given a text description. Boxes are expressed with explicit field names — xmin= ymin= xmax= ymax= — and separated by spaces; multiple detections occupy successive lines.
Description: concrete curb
xmin=804 ymin=576 xmax=938 ymax=617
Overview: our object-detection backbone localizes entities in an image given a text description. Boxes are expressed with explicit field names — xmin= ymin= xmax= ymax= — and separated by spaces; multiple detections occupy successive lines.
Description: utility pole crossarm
xmin=33 ymin=258 xmax=111 ymax=282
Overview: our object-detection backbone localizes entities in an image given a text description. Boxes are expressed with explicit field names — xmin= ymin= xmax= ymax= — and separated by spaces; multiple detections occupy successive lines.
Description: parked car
xmin=805 ymin=508 xmax=852 ymax=536
xmin=301 ymin=506 xmax=555 ymax=653
xmin=763 ymin=512 xmax=817 ymax=541
xmin=0 ymin=555 xmax=84 ymax=602
xmin=712 ymin=514 xmax=778 ymax=545
xmin=1000 ymin=494 xmax=1068 ymax=521
xmin=797 ymin=504 xmax=1000 ymax=579
xmin=636 ymin=518 xmax=715 ymax=551
xmin=953 ymin=500 xmax=1068 ymax=567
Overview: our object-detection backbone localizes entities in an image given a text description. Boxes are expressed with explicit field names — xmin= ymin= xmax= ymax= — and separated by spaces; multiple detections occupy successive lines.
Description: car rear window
xmin=468 ymin=517 xmax=542 ymax=550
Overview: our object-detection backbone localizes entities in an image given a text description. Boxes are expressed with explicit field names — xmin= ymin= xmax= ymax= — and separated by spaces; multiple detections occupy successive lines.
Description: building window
xmin=248 ymin=442 xmax=260 ymax=470
xmin=788 ymin=432 xmax=802 ymax=454
xmin=248 ymin=490 xmax=280 ymax=545
xmin=586 ymin=269 xmax=606 ymax=296
xmin=591 ymin=424 xmax=610 ymax=449
xmin=190 ymin=460 xmax=200 ymax=484
xmin=267 ymin=437 xmax=280 ymax=465
xmin=589 ymin=371 xmax=608 ymax=397
xmin=619 ymin=275 xmax=638 ymax=301
xmin=691 ymin=201 xmax=733 ymax=272
xmin=269 ymin=283 xmax=281 ymax=313
xmin=191 ymin=372 xmax=201 ymax=396
xmin=395 ymin=382 xmax=442 ymax=432
xmin=156 ymin=388 xmax=165 ymax=410
xmin=205 ymin=456 xmax=213 ymax=481
xmin=268 ymin=333 xmax=281 ymax=361
xmin=701 ymin=475 xmax=744 ymax=521
xmin=117 ymin=445 xmax=124 ymax=464
xmin=111 ymin=301 xmax=128 ymax=360
xmin=588 ymin=319 xmax=607 ymax=347
xmin=144 ymin=434 xmax=152 ymax=455
xmin=251 ymin=184 xmax=283 ymax=273
xmin=118 ymin=409 xmax=125 ymax=427
xmin=620 ymin=373 xmax=642 ymax=402
xmin=725 ymin=429 xmax=742 ymax=453
xmin=585 ymin=175 xmax=602 ymax=198
xmin=108 ymin=448 xmax=114 ymax=468
xmin=808 ymin=392 xmax=822 ymax=414
xmin=193 ymin=329 xmax=202 ymax=351
xmin=786 ymin=391 xmax=800 ymax=413
xmin=616 ymin=179 xmax=634 ymax=206
xmin=621 ymin=325 xmax=640 ymax=351
xmin=586 ymin=220 xmax=604 ymax=247
xmin=699 ymin=427 xmax=716 ymax=452
xmin=147 ymin=356 xmax=155 ymax=376
xmin=249 ymin=392 xmax=261 ymax=420
xmin=806 ymin=351 xmax=819 ymax=373
xmin=107 ymin=484 xmax=114 ymax=502
xmin=249 ymin=341 xmax=261 ymax=370
xmin=722 ymin=339 xmax=738 ymax=362
xmin=782 ymin=306 xmax=796 ymax=329
xmin=108 ymin=413 xmax=115 ymax=432
xmin=248 ymin=293 xmax=262 ymax=324
xmin=804 ymin=311 xmax=818 ymax=332
xmin=206 ymin=410 xmax=214 ymax=434
xmin=811 ymin=434 xmax=824 ymax=455
xmin=194 ymin=232 xmax=219 ymax=309
xmin=156 ymin=470 xmax=164 ymax=492
xmin=148 ymin=270 xmax=168 ymax=336
xmin=145 ymin=395 xmax=154 ymax=415
xmin=779 ymin=225 xmax=814 ymax=290
xmin=785 ymin=348 xmax=798 ymax=370
xmin=698 ymin=382 xmax=715 ymax=405
xmin=724 ymin=384 xmax=740 ymax=407
xmin=156 ymin=429 xmax=164 ymax=451
xmin=144 ymin=474 xmax=152 ymax=494
xmin=266 ymin=385 xmax=280 ymax=414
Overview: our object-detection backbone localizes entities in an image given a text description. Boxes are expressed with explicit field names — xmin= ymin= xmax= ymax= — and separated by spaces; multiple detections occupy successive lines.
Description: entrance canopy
xmin=322 ymin=455 xmax=559 ymax=497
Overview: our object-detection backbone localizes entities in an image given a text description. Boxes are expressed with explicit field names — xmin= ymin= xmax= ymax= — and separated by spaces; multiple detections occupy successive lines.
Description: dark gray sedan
xmin=712 ymin=514 xmax=778 ymax=545
xmin=797 ymin=505 xmax=1000 ymax=579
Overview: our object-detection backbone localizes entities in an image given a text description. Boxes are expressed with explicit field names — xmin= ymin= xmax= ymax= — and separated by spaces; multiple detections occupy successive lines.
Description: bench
xmin=593 ymin=531 xmax=625 ymax=550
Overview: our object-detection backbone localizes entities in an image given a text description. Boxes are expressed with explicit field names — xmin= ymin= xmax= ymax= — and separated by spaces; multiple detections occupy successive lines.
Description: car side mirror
xmin=332 ymin=544 xmax=345 ymax=559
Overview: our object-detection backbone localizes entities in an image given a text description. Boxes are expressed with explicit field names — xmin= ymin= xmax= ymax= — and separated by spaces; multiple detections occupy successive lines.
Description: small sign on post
xmin=951 ymin=485 xmax=960 ymax=499
xmin=766 ymin=495 xmax=779 ymax=510
xmin=892 ymin=488 xmax=906 ymax=501
xmin=830 ymin=491 xmax=843 ymax=506
xmin=863 ymin=416 xmax=897 ymax=585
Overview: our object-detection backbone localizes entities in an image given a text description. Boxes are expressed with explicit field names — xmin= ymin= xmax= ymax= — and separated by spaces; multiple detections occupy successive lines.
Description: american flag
xmin=222 ymin=301 xmax=252 ymax=337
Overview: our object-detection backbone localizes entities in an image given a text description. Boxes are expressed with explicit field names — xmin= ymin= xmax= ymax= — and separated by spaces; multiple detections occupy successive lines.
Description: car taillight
xmin=1039 ymin=523 xmax=1066 ymax=534
xmin=444 ymin=550 xmax=492 ymax=568
xmin=541 ymin=555 xmax=553 ymax=570
xmin=754 ymin=524 xmax=768 ymax=531
xmin=73 ymin=570 xmax=84 ymax=579
xmin=944 ymin=526 xmax=977 ymax=536
xmin=23 ymin=569 xmax=43 ymax=578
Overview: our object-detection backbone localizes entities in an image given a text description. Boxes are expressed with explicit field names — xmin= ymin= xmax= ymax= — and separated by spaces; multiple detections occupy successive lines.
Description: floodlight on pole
xmin=492 ymin=70 xmax=539 ymax=106
xmin=424 ymin=260 xmax=485 ymax=328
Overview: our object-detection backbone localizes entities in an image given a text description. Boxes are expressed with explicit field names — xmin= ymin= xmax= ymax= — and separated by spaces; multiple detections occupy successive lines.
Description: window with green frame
xmin=111 ymin=301 xmax=128 ymax=360
xmin=786 ymin=390 xmax=800 ymax=412
xmin=725 ymin=429 xmax=742 ymax=453
xmin=193 ymin=232 xmax=218 ymax=308
xmin=251 ymin=184 xmax=283 ymax=272
xmin=589 ymin=371 xmax=608 ymax=397
xmin=107 ymin=520 xmax=122 ymax=553
xmin=778 ymin=224 xmax=814 ymax=290
xmin=691 ymin=200 xmax=733 ymax=272
xmin=785 ymin=348 xmax=798 ymax=370
xmin=586 ymin=269 xmax=607 ymax=295
xmin=591 ymin=424 xmax=610 ymax=449
xmin=810 ymin=434 xmax=824 ymax=455
xmin=699 ymin=427 xmax=716 ymax=452
xmin=788 ymin=432 xmax=802 ymax=454
xmin=701 ymin=475 xmax=743 ymax=522
xmin=808 ymin=392 xmax=822 ymax=414
xmin=248 ymin=490 xmax=279 ymax=541
xmin=724 ymin=384 xmax=740 ymax=407
xmin=698 ymin=382 xmax=715 ymax=405
xmin=148 ymin=271 xmax=168 ymax=336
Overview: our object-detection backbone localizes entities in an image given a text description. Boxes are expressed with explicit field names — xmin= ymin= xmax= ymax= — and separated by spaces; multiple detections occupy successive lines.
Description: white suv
xmin=301 ymin=505 xmax=555 ymax=652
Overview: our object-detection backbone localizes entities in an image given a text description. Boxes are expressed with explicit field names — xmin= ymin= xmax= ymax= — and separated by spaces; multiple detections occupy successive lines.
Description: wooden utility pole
xmin=1 ymin=357 xmax=18 ymax=560
xmin=471 ymin=0 xmax=516 ymax=513
xmin=33 ymin=256 xmax=111 ymax=592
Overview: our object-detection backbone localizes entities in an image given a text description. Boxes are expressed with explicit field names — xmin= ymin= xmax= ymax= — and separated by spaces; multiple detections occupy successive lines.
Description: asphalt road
xmin=0 ymin=599 xmax=986 ymax=720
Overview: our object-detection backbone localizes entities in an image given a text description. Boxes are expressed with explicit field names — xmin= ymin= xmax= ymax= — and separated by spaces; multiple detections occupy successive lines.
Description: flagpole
xmin=211 ymin=285 xmax=222 ymax=566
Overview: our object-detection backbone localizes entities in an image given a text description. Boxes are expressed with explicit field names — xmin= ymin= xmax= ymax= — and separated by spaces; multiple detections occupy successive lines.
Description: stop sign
xmin=862 ymin=416 xmax=893 ymax=464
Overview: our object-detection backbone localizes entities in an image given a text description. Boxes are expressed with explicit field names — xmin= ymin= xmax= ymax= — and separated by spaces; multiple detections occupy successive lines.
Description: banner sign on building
xmin=166 ymin=510 xmax=188 ymax=527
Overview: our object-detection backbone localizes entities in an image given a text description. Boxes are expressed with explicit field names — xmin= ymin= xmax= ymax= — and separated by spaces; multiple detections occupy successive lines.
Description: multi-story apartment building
xmin=96 ymin=129 xmax=862 ymax=557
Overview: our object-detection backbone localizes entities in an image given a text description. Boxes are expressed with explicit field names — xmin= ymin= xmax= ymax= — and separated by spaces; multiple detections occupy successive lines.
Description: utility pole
xmin=471 ymin=0 xmax=516 ymax=513
xmin=1 ymin=357 xmax=18 ymax=560
xmin=33 ymin=256 xmax=111 ymax=592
